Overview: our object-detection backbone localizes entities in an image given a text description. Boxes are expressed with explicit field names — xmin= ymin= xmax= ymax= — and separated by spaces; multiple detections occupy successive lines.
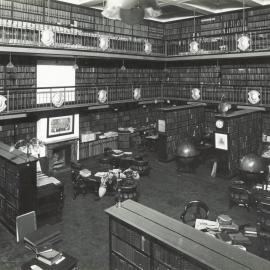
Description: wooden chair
xmin=228 ymin=181 xmax=251 ymax=211
xmin=180 ymin=200 xmax=209 ymax=227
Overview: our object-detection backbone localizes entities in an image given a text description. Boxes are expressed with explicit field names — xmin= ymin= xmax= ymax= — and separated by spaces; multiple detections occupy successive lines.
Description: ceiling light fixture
xmin=237 ymin=0 xmax=250 ymax=51
xmin=73 ymin=57 xmax=79 ymax=70
xmin=102 ymin=0 xmax=161 ymax=25
xmin=189 ymin=9 xmax=199 ymax=54
xmin=6 ymin=52 xmax=15 ymax=69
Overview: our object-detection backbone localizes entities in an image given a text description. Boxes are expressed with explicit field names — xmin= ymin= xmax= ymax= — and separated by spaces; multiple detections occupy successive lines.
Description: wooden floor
xmin=0 ymin=151 xmax=267 ymax=270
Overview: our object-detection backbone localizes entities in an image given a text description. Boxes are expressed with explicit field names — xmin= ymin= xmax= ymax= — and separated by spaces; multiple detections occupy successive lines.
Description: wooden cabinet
xmin=106 ymin=200 xmax=270 ymax=270
xmin=0 ymin=141 xmax=37 ymax=233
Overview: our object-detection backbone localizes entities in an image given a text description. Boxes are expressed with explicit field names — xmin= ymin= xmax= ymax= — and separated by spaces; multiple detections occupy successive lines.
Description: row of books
xmin=111 ymin=220 xmax=150 ymax=254
xmin=111 ymin=252 xmax=137 ymax=270
xmin=0 ymin=8 xmax=163 ymax=39
xmin=112 ymin=235 xmax=150 ymax=270
xmin=79 ymin=137 xmax=118 ymax=159
xmin=153 ymin=243 xmax=182 ymax=269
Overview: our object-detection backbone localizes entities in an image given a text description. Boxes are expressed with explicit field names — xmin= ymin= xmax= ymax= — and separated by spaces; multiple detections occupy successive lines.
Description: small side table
xmin=21 ymin=252 xmax=78 ymax=270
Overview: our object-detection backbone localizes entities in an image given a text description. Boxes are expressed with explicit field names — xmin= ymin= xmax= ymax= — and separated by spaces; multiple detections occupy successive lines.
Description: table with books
xmin=21 ymin=251 xmax=78 ymax=270
xmin=21 ymin=224 xmax=78 ymax=270
xmin=194 ymin=214 xmax=261 ymax=255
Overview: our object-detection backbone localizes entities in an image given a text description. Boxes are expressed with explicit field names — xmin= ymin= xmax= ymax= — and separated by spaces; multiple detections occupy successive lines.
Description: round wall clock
xmin=0 ymin=95 xmax=7 ymax=112
xmin=237 ymin=35 xmax=250 ymax=51
xmin=41 ymin=29 xmax=54 ymax=46
xmin=98 ymin=89 xmax=108 ymax=103
xmin=216 ymin=119 xmax=224 ymax=129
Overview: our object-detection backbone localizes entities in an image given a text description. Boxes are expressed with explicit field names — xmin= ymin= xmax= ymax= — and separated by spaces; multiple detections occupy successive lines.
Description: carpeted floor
xmin=0 ymin=151 xmax=267 ymax=270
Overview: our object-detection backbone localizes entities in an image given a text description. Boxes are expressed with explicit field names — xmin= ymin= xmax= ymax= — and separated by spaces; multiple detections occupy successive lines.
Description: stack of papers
xmin=195 ymin=219 xmax=219 ymax=231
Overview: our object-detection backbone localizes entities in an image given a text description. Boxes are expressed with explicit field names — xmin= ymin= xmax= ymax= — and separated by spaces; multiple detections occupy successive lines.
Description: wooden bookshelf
xmin=0 ymin=141 xmax=37 ymax=234
xmin=157 ymin=104 xmax=204 ymax=162
xmin=214 ymin=109 xmax=262 ymax=177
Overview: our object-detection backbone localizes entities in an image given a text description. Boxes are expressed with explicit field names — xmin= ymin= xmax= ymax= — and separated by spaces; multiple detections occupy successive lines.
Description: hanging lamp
xmin=189 ymin=9 xmax=199 ymax=54
xmin=237 ymin=0 xmax=250 ymax=51
xmin=120 ymin=59 xmax=126 ymax=71
xmin=6 ymin=52 xmax=15 ymax=69
xmin=73 ymin=57 xmax=79 ymax=70
xmin=217 ymin=58 xmax=221 ymax=85
xmin=102 ymin=0 xmax=161 ymax=25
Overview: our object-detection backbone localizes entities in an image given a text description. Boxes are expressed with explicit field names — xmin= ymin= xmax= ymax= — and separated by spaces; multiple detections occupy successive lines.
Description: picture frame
xmin=47 ymin=115 xmax=74 ymax=138
xmin=215 ymin=133 xmax=228 ymax=151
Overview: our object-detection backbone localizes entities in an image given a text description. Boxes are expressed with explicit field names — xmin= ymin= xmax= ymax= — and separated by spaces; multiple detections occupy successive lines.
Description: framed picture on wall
xmin=47 ymin=115 xmax=74 ymax=138
xmin=215 ymin=133 xmax=228 ymax=151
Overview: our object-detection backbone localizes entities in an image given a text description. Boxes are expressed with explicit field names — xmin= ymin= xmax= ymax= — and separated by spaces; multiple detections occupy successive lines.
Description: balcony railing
xmin=0 ymin=83 xmax=163 ymax=113
xmin=0 ymin=18 xmax=165 ymax=56
xmin=2 ymin=18 xmax=270 ymax=58
xmin=1 ymin=82 xmax=269 ymax=115
xmin=163 ymin=83 xmax=266 ymax=106
xmin=167 ymin=31 xmax=270 ymax=57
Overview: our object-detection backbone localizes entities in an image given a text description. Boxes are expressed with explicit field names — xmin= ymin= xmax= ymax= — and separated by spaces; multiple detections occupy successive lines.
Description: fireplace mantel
xmin=44 ymin=137 xmax=79 ymax=146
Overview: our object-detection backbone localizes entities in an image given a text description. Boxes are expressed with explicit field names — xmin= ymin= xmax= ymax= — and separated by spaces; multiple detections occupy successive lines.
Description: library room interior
xmin=2 ymin=0 xmax=270 ymax=269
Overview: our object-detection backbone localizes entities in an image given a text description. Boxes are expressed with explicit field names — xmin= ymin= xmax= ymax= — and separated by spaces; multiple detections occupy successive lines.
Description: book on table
xmin=36 ymin=249 xmax=64 ymax=265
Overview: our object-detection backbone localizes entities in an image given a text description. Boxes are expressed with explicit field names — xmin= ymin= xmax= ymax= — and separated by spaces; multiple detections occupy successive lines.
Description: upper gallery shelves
xmin=2 ymin=1 xmax=270 ymax=60
xmin=58 ymin=0 xmax=268 ymax=22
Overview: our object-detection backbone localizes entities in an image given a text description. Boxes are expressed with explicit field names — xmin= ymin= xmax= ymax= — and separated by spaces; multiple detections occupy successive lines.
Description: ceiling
xmin=58 ymin=0 xmax=270 ymax=22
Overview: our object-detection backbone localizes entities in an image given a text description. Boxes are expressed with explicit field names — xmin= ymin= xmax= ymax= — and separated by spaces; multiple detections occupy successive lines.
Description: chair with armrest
xmin=180 ymin=200 xmax=209 ymax=227
xmin=131 ymin=156 xmax=150 ymax=176
xmin=228 ymin=181 xmax=251 ymax=211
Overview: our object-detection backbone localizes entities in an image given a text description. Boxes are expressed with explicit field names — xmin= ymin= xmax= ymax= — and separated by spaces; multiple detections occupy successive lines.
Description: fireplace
xmin=52 ymin=145 xmax=71 ymax=169
xmin=46 ymin=139 xmax=78 ymax=174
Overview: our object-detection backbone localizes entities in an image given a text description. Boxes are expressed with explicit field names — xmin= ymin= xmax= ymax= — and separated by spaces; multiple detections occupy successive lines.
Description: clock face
xmin=216 ymin=119 xmax=224 ymax=129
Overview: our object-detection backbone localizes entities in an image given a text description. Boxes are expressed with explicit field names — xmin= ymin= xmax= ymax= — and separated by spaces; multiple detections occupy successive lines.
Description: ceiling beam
xmin=158 ymin=0 xmax=212 ymax=15
xmin=78 ymin=0 xmax=104 ymax=5
xmin=234 ymin=0 xmax=261 ymax=7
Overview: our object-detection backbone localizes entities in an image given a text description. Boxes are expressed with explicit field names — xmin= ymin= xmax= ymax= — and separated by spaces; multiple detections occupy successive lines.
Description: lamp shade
xmin=120 ymin=7 xmax=145 ymax=25
xmin=176 ymin=140 xmax=199 ymax=158
xmin=239 ymin=154 xmax=266 ymax=174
